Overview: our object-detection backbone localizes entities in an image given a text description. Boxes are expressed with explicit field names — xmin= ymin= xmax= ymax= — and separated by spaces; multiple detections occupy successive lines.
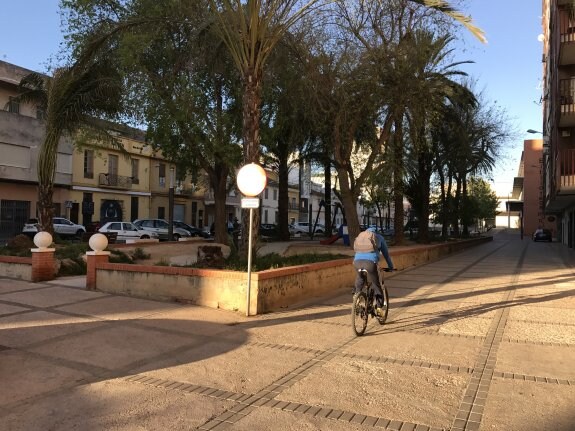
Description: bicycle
xmin=351 ymin=267 xmax=393 ymax=336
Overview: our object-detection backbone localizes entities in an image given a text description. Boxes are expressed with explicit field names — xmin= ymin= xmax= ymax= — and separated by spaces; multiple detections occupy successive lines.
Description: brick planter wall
xmin=0 ymin=256 xmax=32 ymax=280
xmin=90 ymin=236 xmax=493 ymax=315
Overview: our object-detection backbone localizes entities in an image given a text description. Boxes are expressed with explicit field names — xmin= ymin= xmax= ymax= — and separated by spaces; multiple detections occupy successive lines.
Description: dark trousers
xmin=353 ymin=259 xmax=383 ymax=305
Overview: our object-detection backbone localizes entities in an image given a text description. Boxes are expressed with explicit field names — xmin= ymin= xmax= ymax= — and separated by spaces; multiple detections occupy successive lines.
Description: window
xmin=264 ymin=188 xmax=268 ymax=199
xmin=84 ymin=150 xmax=94 ymax=178
xmin=8 ymin=97 xmax=19 ymax=114
xmin=158 ymin=207 xmax=165 ymax=219
xmin=131 ymin=158 xmax=139 ymax=184
xmin=109 ymin=222 xmax=121 ymax=230
xmin=264 ymin=209 xmax=268 ymax=224
xmin=159 ymin=163 xmax=166 ymax=187
xmin=273 ymin=189 xmax=277 ymax=200
xmin=108 ymin=154 xmax=119 ymax=176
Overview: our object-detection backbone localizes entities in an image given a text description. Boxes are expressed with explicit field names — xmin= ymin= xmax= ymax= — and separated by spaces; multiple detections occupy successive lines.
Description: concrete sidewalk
xmin=1 ymin=230 xmax=574 ymax=430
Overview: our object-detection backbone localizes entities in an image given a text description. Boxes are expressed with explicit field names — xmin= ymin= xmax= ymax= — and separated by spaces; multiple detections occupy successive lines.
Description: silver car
xmin=98 ymin=222 xmax=159 ymax=242
xmin=132 ymin=219 xmax=191 ymax=241
xmin=22 ymin=217 xmax=86 ymax=238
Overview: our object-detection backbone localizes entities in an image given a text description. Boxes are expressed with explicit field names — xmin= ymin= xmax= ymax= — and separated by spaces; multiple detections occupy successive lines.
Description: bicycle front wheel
xmin=376 ymin=286 xmax=389 ymax=325
xmin=351 ymin=291 xmax=369 ymax=336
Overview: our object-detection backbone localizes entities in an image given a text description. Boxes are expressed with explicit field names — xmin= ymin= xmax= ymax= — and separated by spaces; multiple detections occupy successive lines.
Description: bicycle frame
xmin=352 ymin=267 xmax=390 ymax=336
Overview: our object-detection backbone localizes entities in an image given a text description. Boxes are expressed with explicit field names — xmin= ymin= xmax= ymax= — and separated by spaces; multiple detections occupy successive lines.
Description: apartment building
xmin=542 ymin=0 xmax=575 ymax=247
xmin=523 ymin=139 xmax=557 ymax=236
xmin=70 ymin=125 xmax=155 ymax=228
xmin=0 ymin=60 xmax=73 ymax=238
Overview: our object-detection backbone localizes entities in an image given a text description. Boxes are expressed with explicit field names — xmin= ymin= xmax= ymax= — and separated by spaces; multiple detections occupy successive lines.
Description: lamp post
xmin=236 ymin=163 xmax=267 ymax=317
xmin=168 ymin=166 xmax=175 ymax=241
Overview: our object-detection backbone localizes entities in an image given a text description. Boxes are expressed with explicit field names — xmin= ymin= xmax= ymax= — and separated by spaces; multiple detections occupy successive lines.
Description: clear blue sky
xmin=0 ymin=0 xmax=542 ymax=196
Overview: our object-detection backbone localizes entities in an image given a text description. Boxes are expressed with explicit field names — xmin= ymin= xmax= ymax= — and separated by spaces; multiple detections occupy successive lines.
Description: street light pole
xmin=168 ymin=167 xmax=175 ymax=241
xmin=236 ymin=163 xmax=267 ymax=317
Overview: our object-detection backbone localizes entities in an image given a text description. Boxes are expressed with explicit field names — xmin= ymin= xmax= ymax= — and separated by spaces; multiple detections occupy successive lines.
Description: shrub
xmin=1 ymin=235 xmax=34 ymax=257
xmin=131 ymin=247 xmax=150 ymax=260
xmin=203 ymin=252 xmax=349 ymax=272
xmin=109 ymin=249 xmax=134 ymax=264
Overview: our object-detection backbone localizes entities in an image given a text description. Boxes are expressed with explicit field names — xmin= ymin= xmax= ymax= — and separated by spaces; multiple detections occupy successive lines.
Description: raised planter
xmin=88 ymin=236 xmax=493 ymax=315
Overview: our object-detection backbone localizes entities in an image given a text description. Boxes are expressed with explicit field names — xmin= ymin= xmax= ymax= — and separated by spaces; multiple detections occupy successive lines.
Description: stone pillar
xmin=86 ymin=252 xmax=110 ymax=290
xmin=86 ymin=233 xmax=111 ymax=291
xmin=31 ymin=248 xmax=56 ymax=282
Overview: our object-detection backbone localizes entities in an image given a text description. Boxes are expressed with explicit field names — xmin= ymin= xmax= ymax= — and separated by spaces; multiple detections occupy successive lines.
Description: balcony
xmin=559 ymin=9 xmax=575 ymax=65
xmin=558 ymin=149 xmax=575 ymax=193
xmin=98 ymin=173 xmax=133 ymax=190
xmin=203 ymin=191 xmax=241 ymax=206
xmin=559 ymin=79 xmax=575 ymax=127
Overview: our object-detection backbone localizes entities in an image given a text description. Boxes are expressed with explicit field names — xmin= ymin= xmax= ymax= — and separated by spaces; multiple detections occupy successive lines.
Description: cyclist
xmin=353 ymin=227 xmax=394 ymax=317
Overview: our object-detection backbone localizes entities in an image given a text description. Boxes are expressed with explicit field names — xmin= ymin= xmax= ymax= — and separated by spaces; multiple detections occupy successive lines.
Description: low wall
xmin=95 ymin=263 xmax=252 ymax=312
xmin=0 ymin=256 xmax=32 ymax=280
xmin=92 ymin=236 xmax=492 ymax=315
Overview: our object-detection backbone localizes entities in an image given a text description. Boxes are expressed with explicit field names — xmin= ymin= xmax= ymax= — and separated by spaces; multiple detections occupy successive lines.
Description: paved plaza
xmin=1 ymin=230 xmax=574 ymax=430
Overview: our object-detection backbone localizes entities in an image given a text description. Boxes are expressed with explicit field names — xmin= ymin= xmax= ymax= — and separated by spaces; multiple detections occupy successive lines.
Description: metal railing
xmin=560 ymin=78 xmax=575 ymax=114
xmin=98 ymin=173 xmax=133 ymax=189
xmin=559 ymin=148 xmax=575 ymax=188
xmin=560 ymin=9 xmax=575 ymax=43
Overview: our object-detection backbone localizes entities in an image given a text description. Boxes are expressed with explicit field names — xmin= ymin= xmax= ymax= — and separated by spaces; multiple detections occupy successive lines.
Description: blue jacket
xmin=354 ymin=229 xmax=394 ymax=269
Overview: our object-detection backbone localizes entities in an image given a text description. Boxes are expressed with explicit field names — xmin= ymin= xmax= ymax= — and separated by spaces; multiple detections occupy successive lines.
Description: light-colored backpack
xmin=353 ymin=230 xmax=378 ymax=253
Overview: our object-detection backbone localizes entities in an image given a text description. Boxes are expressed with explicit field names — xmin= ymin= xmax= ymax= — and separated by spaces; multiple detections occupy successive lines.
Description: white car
xmin=22 ymin=217 xmax=86 ymax=238
xmin=133 ymin=219 xmax=191 ymax=241
xmin=289 ymin=221 xmax=326 ymax=235
xmin=98 ymin=222 xmax=159 ymax=242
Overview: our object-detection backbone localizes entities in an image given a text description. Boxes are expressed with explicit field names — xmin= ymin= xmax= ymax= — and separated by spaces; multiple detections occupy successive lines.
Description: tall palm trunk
xmin=336 ymin=166 xmax=359 ymax=242
xmin=323 ymin=158 xmax=332 ymax=234
xmin=277 ymin=152 xmax=290 ymax=241
xmin=240 ymin=70 xmax=263 ymax=253
xmin=209 ymin=162 xmax=230 ymax=245
xmin=393 ymin=117 xmax=405 ymax=245
xmin=37 ymin=129 xmax=60 ymax=234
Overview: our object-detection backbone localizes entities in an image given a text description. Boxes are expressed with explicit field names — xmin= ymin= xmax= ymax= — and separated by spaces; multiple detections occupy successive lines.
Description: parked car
xmin=173 ymin=221 xmax=211 ymax=239
xmin=98 ymin=222 xmax=159 ymax=242
xmin=260 ymin=223 xmax=278 ymax=238
xmin=289 ymin=221 xmax=325 ymax=235
xmin=533 ymin=228 xmax=552 ymax=242
xmin=132 ymin=219 xmax=191 ymax=241
xmin=22 ymin=217 xmax=86 ymax=238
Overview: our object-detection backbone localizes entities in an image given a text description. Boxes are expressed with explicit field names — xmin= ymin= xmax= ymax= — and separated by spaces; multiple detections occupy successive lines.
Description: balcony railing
xmin=559 ymin=148 xmax=575 ymax=189
xmin=98 ymin=173 xmax=133 ymax=189
xmin=560 ymin=78 xmax=575 ymax=114
xmin=560 ymin=10 xmax=575 ymax=43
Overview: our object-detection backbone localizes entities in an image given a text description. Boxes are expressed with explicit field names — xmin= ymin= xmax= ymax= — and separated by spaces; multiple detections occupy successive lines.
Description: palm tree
xmin=401 ymin=30 xmax=472 ymax=242
xmin=17 ymin=44 xmax=123 ymax=234
xmin=208 ymin=0 xmax=323 ymax=252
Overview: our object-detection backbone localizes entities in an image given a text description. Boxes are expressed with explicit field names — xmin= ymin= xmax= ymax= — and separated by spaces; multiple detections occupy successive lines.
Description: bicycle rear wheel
xmin=351 ymin=292 xmax=369 ymax=336
xmin=376 ymin=286 xmax=389 ymax=325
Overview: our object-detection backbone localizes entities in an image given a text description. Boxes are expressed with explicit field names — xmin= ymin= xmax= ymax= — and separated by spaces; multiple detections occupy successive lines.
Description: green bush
xmin=54 ymin=243 xmax=90 ymax=259
xmin=207 ymin=252 xmax=349 ymax=272
xmin=109 ymin=249 xmax=134 ymax=263
xmin=132 ymin=247 xmax=150 ymax=260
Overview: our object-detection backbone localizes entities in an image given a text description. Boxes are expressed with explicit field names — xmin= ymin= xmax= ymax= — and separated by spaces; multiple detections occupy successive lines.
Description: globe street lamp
xmin=236 ymin=163 xmax=267 ymax=316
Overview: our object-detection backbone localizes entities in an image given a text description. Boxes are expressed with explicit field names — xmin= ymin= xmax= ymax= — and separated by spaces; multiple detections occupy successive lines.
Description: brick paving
xmin=1 ymin=229 xmax=575 ymax=430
